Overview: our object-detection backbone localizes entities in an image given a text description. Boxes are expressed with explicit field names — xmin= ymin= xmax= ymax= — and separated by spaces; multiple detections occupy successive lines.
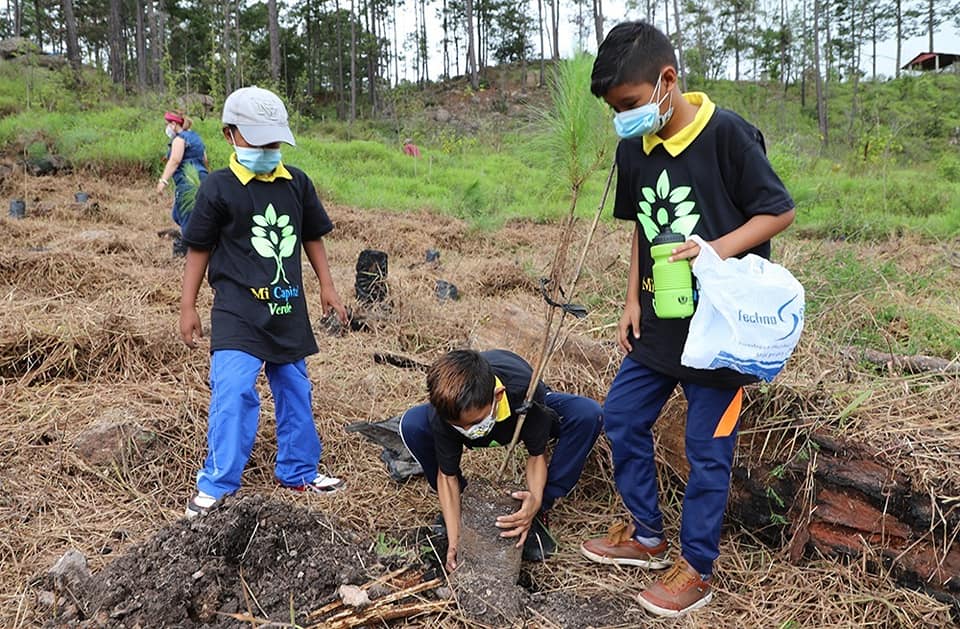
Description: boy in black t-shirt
xmin=398 ymin=349 xmax=602 ymax=570
xmin=179 ymin=86 xmax=348 ymax=518
xmin=578 ymin=22 xmax=795 ymax=617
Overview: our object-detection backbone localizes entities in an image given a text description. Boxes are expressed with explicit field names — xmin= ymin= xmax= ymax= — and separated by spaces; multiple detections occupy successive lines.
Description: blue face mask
xmin=235 ymin=146 xmax=282 ymax=174
xmin=612 ymin=75 xmax=674 ymax=139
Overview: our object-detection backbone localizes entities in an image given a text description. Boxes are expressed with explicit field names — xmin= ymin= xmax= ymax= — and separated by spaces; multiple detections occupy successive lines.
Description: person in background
xmin=179 ymin=86 xmax=348 ymax=518
xmin=402 ymin=137 xmax=422 ymax=158
xmin=157 ymin=110 xmax=208 ymax=256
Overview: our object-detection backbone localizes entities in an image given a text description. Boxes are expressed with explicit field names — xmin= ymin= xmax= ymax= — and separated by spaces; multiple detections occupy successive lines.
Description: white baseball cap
xmin=221 ymin=86 xmax=296 ymax=146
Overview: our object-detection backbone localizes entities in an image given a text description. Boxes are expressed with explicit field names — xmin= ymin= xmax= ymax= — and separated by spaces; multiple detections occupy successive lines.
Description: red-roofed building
xmin=901 ymin=52 xmax=960 ymax=72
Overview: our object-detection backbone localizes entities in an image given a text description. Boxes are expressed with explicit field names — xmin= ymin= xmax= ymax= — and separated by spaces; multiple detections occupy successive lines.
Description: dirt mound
xmin=46 ymin=495 xmax=381 ymax=627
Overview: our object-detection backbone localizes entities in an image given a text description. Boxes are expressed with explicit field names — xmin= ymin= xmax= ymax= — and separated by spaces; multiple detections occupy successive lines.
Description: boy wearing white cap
xmin=179 ymin=86 xmax=348 ymax=518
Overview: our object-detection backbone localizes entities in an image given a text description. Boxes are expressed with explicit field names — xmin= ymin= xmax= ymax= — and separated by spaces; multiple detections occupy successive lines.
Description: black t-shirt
xmin=427 ymin=349 xmax=554 ymax=477
xmin=613 ymin=106 xmax=794 ymax=388
xmin=182 ymin=165 xmax=333 ymax=363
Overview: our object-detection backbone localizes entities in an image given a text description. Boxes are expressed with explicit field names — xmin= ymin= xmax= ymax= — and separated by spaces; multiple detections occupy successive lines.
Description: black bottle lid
xmin=652 ymin=228 xmax=685 ymax=246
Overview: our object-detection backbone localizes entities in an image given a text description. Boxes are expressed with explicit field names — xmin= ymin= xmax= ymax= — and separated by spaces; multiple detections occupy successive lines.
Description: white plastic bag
xmin=680 ymin=236 xmax=804 ymax=382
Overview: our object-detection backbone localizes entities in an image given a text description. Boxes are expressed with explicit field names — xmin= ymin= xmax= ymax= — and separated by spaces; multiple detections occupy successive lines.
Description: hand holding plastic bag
xmin=680 ymin=236 xmax=804 ymax=382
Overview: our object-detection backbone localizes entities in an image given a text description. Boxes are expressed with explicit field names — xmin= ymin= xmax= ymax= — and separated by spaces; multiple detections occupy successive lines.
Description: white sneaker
xmin=184 ymin=491 xmax=218 ymax=519
xmin=282 ymin=473 xmax=345 ymax=494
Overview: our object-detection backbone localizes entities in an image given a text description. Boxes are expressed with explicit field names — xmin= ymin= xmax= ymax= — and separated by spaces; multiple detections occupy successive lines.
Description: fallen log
xmin=844 ymin=346 xmax=960 ymax=375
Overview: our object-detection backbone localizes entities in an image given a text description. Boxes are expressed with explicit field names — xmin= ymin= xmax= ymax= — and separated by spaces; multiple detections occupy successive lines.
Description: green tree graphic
xmin=250 ymin=203 xmax=296 ymax=285
xmin=637 ymin=169 xmax=701 ymax=241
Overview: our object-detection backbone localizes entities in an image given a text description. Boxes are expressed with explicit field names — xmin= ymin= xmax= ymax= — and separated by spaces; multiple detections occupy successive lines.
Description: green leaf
xmin=642 ymin=187 xmax=656 ymax=204
xmin=281 ymin=225 xmax=294 ymax=238
xmin=670 ymin=214 xmax=700 ymax=236
xmin=638 ymin=200 xmax=653 ymax=216
xmin=264 ymin=203 xmax=278 ymax=225
xmin=669 ymin=186 xmax=691 ymax=203
xmin=251 ymin=236 xmax=276 ymax=259
xmin=674 ymin=201 xmax=696 ymax=217
xmin=270 ymin=231 xmax=279 ymax=245
xmin=276 ymin=214 xmax=290 ymax=228
xmin=253 ymin=214 xmax=269 ymax=227
xmin=638 ymin=214 xmax=660 ymax=242
xmin=656 ymin=170 xmax=670 ymax=199
xmin=252 ymin=226 xmax=267 ymax=238
xmin=656 ymin=207 xmax=669 ymax=225
xmin=278 ymin=234 xmax=297 ymax=258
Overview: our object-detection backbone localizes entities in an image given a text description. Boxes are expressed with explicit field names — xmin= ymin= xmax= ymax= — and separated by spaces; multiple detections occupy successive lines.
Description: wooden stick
xmin=306 ymin=566 xmax=415 ymax=619
xmin=325 ymin=600 xmax=453 ymax=629
xmin=496 ymin=160 xmax=616 ymax=482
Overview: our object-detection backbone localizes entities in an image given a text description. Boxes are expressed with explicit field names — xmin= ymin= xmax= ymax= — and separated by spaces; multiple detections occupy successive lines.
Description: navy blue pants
xmin=604 ymin=357 xmax=742 ymax=576
xmin=196 ymin=350 xmax=324 ymax=498
xmin=398 ymin=392 xmax=602 ymax=511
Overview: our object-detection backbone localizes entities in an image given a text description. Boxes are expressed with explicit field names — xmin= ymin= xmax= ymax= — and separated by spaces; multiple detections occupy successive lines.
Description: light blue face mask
xmin=235 ymin=146 xmax=282 ymax=174
xmin=612 ymin=75 xmax=674 ymax=139
xmin=229 ymin=129 xmax=282 ymax=174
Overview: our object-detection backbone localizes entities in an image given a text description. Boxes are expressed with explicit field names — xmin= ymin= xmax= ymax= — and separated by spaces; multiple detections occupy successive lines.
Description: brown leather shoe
xmin=637 ymin=557 xmax=713 ymax=617
xmin=579 ymin=522 xmax=671 ymax=568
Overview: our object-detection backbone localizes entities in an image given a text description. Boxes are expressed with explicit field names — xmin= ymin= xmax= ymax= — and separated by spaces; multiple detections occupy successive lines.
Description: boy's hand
xmin=617 ymin=301 xmax=641 ymax=353
xmin=445 ymin=545 xmax=458 ymax=573
xmin=495 ymin=490 xmax=539 ymax=547
xmin=180 ymin=307 xmax=203 ymax=348
xmin=321 ymin=289 xmax=348 ymax=326
xmin=668 ymin=238 xmax=703 ymax=262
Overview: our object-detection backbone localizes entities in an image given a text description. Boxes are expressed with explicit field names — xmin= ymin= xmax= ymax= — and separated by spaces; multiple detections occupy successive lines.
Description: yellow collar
xmin=229 ymin=152 xmax=293 ymax=185
xmin=493 ymin=376 xmax=511 ymax=422
xmin=642 ymin=92 xmax=716 ymax=157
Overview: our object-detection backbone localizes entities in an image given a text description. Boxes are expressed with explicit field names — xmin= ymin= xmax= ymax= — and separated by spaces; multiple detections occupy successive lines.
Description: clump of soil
xmin=452 ymin=478 xmax=523 ymax=625
xmin=45 ymin=495 xmax=384 ymax=627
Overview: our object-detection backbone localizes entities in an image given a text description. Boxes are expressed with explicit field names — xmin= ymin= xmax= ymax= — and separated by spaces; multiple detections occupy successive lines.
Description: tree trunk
xmin=592 ymin=0 xmax=604 ymax=47
xmin=420 ymin=0 xmax=429 ymax=82
xmin=223 ymin=0 xmax=233 ymax=93
xmin=335 ymin=0 xmax=345 ymax=118
xmin=813 ymin=0 xmax=827 ymax=146
xmin=350 ymin=0 xmax=357 ymax=120
xmin=108 ymin=0 xmax=124 ymax=85
xmin=392 ymin=0 xmax=399 ymax=86
xmin=134 ymin=0 xmax=147 ymax=91
xmin=465 ymin=0 xmax=478 ymax=89
xmin=148 ymin=0 xmax=162 ymax=89
xmin=268 ymin=0 xmax=281 ymax=85
xmin=551 ymin=0 xmax=559 ymax=61
xmin=671 ymin=0 xmax=685 ymax=91
xmin=927 ymin=0 xmax=933 ymax=53
xmin=538 ymin=0 xmax=545 ymax=86
xmin=895 ymin=0 xmax=901 ymax=77
xmin=366 ymin=0 xmax=378 ymax=115
xmin=61 ymin=0 xmax=81 ymax=82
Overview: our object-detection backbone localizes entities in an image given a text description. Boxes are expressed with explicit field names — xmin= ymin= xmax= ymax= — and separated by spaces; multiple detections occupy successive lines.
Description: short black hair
xmin=426 ymin=350 xmax=496 ymax=423
xmin=591 ymin=21 xmax=678 ymax=97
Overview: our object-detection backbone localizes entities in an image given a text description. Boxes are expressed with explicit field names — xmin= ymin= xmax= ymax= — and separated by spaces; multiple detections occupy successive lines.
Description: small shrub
xmin=936 ymin=154 xmax=960 ymax=183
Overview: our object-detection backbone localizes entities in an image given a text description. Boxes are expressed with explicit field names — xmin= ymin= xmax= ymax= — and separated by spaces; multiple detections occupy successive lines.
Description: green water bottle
xmin=650 ymin=229 xmax=695 ymax=319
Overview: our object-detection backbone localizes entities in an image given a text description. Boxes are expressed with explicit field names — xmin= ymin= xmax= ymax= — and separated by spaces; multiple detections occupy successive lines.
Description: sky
xmin=398 ymin=1 xmax=960 ymax=82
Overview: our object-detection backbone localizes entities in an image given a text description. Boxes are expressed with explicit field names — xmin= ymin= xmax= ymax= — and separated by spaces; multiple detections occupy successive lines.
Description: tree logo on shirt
xmin=250 ymin=203 xmax=297 ymax=285
xmin=637 ymin=169 xmax=700 ymax=242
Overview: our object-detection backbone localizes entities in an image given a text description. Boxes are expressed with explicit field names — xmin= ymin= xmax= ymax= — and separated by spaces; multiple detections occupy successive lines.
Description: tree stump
xmin=451 ymin=478 xmax=523 ymax=626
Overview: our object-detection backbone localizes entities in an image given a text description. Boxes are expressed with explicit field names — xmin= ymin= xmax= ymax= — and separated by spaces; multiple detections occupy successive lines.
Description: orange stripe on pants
xmin=713 ymin=387 xmax=743 ymax=438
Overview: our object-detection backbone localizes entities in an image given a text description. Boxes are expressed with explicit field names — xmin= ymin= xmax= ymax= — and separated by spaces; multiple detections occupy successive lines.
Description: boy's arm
xmin=437 ymin=470 xmax=462 ymax=571
xmin=495 ymin=453 xmax=547 ymax=546
xmin=179 ymin=248 xmax=211 ymax=348
xmin=303 ymin=239 xmax=347 ymax=324
xmin=669 ymin=209 xmax=796 ymax=261
xmin=617 ymin=226 xmax=642 ymax=353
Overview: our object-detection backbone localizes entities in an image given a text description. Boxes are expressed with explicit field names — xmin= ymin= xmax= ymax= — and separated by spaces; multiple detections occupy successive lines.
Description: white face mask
xmin=165 ymin=125 xmax=176 ymax=139
xmin=451 ymin=401 xmax=497 ymax=440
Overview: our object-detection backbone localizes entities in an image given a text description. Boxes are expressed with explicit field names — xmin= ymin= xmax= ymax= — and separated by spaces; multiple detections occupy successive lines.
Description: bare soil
xmin=1 ymin=171 xmax=956 ymax=628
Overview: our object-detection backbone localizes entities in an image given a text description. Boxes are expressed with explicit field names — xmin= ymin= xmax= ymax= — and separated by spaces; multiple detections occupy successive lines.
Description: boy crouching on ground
xmin=398 ymin=349 xmax=602 ymax=571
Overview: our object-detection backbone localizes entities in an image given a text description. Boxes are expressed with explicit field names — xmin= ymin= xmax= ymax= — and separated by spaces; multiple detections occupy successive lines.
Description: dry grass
xmin=0 ymin=172 xmax=956 ymax=627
